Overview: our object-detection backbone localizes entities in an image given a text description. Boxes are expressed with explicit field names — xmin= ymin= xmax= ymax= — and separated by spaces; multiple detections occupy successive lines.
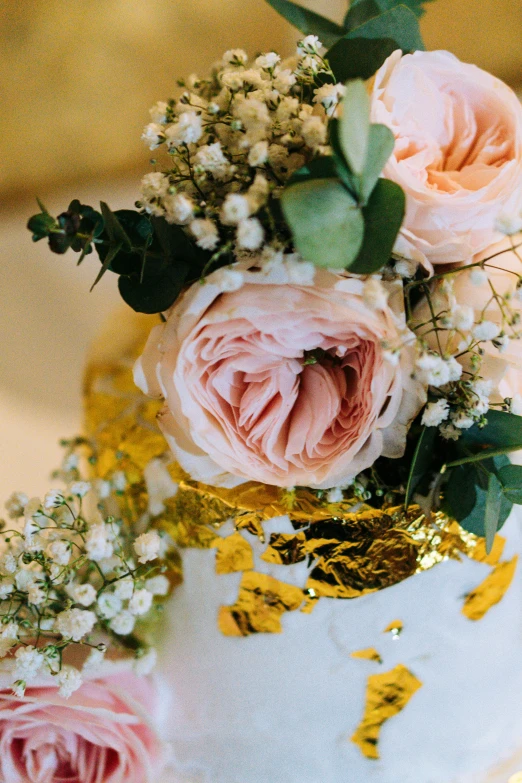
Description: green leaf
xmin=405 ymin=425 xmax=437 ymax=508
xmin=338 ymin=80 xmax=370 ymax=177
xmin=90 ymin=241 xmax=123 ymax=290
xmin=485 ymin=472 xmax=503 ymax=554
xmin=100 ymin=202 xmax=132 ymax=253
xmin=360 ymin=123 xmax=395 ymax=203
xmin=348 ymin=178 xmax=405 ymax=274
xmin=265 ymin=0 xmax=345 ymax=47
xmin=327 ymin=5 xmax=425 ymax=82
xmin=345 ymin=0 xmax=434 ymax=28
xmin=329 ymin=119 xmax=360 ymax=195
xmin=445 ymin=459 xmax=513 ymax=541
xmin=281 ymin=179 xmax=364 ymax=269
xmin=289 ymin=156 xmax=340 ymax=186
xmin=460 ymin=410 xmax=522 ymax=451
xmin=118 ymin=266 xmax=186 ymax=314
xmin=498 ymin=464 xmax=522 ymax=505
xmin=27 ymin=212 xmax=56 ymax=242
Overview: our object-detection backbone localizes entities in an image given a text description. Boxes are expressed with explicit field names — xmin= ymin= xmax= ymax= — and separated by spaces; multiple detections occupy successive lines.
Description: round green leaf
xmin=281 ymin=179 xmax=364 ymax=269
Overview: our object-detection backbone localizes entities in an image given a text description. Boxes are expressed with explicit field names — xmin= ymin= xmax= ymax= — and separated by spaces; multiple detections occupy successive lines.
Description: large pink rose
xmin=134 ymin=262 xmax=425 ymax=489
xmin=371 ymin=50 xmax=522 ymax=270
xmin=0 ymin=664 xmax=166 ymax=783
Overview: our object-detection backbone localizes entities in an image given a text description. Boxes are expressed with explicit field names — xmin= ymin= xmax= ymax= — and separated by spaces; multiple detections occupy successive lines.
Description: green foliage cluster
xmin=28 ymin=200 xmax=214 ymax=314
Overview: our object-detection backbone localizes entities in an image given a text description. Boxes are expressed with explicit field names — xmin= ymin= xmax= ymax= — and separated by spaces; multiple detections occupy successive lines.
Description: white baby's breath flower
xmin=445 ymin=304 xmax=474 ymax=332
xmin=223 ymin=48 xmax=248 ymax=66
xmin=27 ymin=585 xmax=46 ymax=606
xmin=494 ymin=334 xmax=510 ymax=352
xmin=24 ymin=497 xmax=43 ymax=519
xmin=445 ymin=356 xmax=463 ymax=382
xmin=440 ymin=422 xmax=460 ymax=441
xmin=299 ymin=35 xmax=322 ymax=54
xmin=233 ymin=96 xmax=270 ymax=132
xmin=313 ymin=83 xmax=346 ymax=115
xmin=190 ymin=218 xmax=219 ymax=251
xmin=43 ymin=489 xmax=64 ymax=510
xmin=286 ymin=259 xmax=316 ymax=286
xmin=394 ymin=257 xmax=418 ymax=278
xmin=326 ymin=487 xmax=344 ymax=504
xmin=113 ymin=576 xmax=135 ymax=601
xmin=55 ymin=608 xmax=96 ymax=642
xmin=383 ymin=349 xmax=400 ymax=366
xmin=69 ymin=481 xmax=91 ymax=498
xmin=14 ymin=646 xmax=44 ymax=683
xmin=97 ymin=592 xmax=123 ymax=620
xmin=273 ymin=68 xmax=297 ymax=94
xmin=149 ymin=100 xmax=169 ymax=124
xmin=109 ymin=610 xmax=136 ymax=636
xmin=237 ymin=217 xmax=265 ymax=250
xmin=511 ymin=394 xmax=522 ymax=416
xmin=422 ymin=399 xmax=450 ymax=427
xmin=473 ymin=320 xmax=501 ymax=341
xmin=141 ymin=172 xmax=169 ymax=205
xmin=248 ymin=140 xmax=269 ymax=167
xmin=145 ymin=575 xmax=170 ymax=596
xmin=470 ymin=267 xmax=488 ymax=286
xmin=416 ymin=353 xmax=451 ymax=387
xmin=301 ymin=115 xmax=327 ymax=149
xmin=451 ymin=410 xmax=475 ymax=430
xmin=71 ymin=583 xmax=97 ymax=607
xmin=222 ymin=193 xmax=251 ymax=225
xmin=163 ymin=192 xmax=194 ymax=225
xmin=0 ymin=582 xmax=14 ymax=600
xmin=0 ymin=553 xmax=18 ymax=576
xmin=141 ymin=122 xmax=165 ymax=150
xmin=220 ymin=70 xmax=245 ymax=92
xmin=165 ymin=111 xmax=203 ymax=147
xmin=15 ymin=567 xmax=37 ymax=591
xmin=256 ymin=52 xmax=280 ymax=70
xmin=111 ymin=470 xmax=127 ymax=491
xmin=85 ymin=524 xmax=113 ymax=562
xmin=214 ymin=268 xmax=244 ymax=293
xmin=4 ymin=492 xmax=29 ymax=519
xmin=0 ymin=622 xmax=18 ymax=657
xmin=194 ymin=142 xmax=230 ymax=180
xmin=134 ymin=531 xmax=161 ymax=564
xmin=129 ymin=588 xmax=153 ymax=616
xmin=47 ymin=539 xmax=71 ymax=566
xmin=57 ymin=666 xmax=83 ymax=699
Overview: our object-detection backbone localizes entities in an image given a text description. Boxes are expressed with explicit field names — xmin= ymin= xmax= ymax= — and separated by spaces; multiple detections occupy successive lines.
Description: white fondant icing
xmin=158 ymin=509 xmax=522 ymax=783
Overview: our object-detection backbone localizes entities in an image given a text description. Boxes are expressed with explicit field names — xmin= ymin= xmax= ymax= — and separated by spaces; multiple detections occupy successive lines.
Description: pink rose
xmin=371 ymin=50 xmax=522 ymax=270
xmin=0 ymin=664 xmax=166 ymax=783
xmin=134 ymin=262 xmax=425 ymax=489
xmin=414 ymin=236 xmax=522 ymax=401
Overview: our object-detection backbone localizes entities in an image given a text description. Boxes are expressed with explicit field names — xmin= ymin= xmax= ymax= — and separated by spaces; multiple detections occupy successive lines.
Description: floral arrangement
xmin=12 ymin=0 xmax=522 ymax=777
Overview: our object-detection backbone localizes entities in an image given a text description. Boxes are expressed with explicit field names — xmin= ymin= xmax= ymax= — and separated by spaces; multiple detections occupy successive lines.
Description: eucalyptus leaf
xmin=346 ymin=0 xmax=434 ymax=28
xmin=265 ymin=0 xmax=344 ymax=47
xmin=348 ymin=178 xmax=405 ymax=274
xmin=100 ymin=202 xmax=132 ymax=252
xmin=118 ymin=264 xmax=187 ymax=314
xmin=460 ymin=410 xmax=522 ymax=451
xmin=281 ymin=179 xmax=364 ymax=268
xmin=405 ymin=426 xmax=437 ymax=508
xmin=361 ymin=123 xmax=395 ymax=203
xmin=339 ymin=80 xmax=370 ymax=177
xmin=90 ymin=242 xmax=123 ymax=291
xmin=498 ymin=464 xmax=522 ymax=505
xmin=485 ymin=472 xmax=503 ymax=554
xmin=445 ymin=460 xmax=513 ymax=540
xmin=329 ymin=120 xmax=360 ymax=195
xmin=327 ymin=5 xmax=424 ymax=82
xmin=289 ymin=156 xmax=340 ymax=185
xmin=27 ymin=212 xmax=56 ymax=242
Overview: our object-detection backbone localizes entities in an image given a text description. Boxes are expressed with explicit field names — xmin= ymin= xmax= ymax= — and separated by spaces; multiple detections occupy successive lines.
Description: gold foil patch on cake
xmin=351 ymin=664 xmax=422 ymax=759
xmin=212 ymin=532 xmax=254 ymax=574
xmin=351 ymin=648 xmax=382 ymax=664
xmin=383 ymin=620 xmax=404 ymax=638
xmin=218 ymin=572 xmax=304 ymax=636
xmin=462 ymin=556 xmax=518 ymax=621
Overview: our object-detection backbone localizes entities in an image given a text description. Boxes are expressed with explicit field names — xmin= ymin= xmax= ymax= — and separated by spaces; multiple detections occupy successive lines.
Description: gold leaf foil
xmin=383 ymin=620 xmax=404 ymax=636
xmin=351 ymin=648 xmax=382 ymax=664
xmin=462 ymin=556 xmax=518 ymax=621
xmin=212 ymin=532 xmax=254 ymax=574
xmin=351 ymin=664 xmax=422 ymax=759
xmin=218 ymin=572 xmax=304 ymax=636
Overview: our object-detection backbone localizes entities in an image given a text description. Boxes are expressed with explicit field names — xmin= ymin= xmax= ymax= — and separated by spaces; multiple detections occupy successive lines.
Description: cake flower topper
xmin=10 ymin=0 xmax=522 ymax=772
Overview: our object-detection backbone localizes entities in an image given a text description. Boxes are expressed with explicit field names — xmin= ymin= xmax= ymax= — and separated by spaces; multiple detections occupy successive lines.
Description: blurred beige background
xmin=1 ymin=0 xmax=522 ymax=499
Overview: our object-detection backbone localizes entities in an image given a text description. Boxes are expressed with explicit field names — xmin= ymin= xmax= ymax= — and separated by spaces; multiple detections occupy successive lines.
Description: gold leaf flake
xmin=383 ymin=619 xmax=403 ymax=636
xmin=351 ymin=664 xmax=422 ymax=759
xmin=218 ymin=572 xmax=304 ymax=636
xmin=469 ymin=535 xmax=506 ymax=566
xmin=351 ymin=648 xmax=382 ymax=664
xmin=212 ymin=532 xmax=254 ymax=574
xmin=462 ymin=556 xmax=518 ymax=621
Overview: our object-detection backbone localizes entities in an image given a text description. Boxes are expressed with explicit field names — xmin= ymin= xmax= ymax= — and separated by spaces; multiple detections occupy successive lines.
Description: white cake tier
xmin=158 ymin=508 xmax=522 ymax=783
